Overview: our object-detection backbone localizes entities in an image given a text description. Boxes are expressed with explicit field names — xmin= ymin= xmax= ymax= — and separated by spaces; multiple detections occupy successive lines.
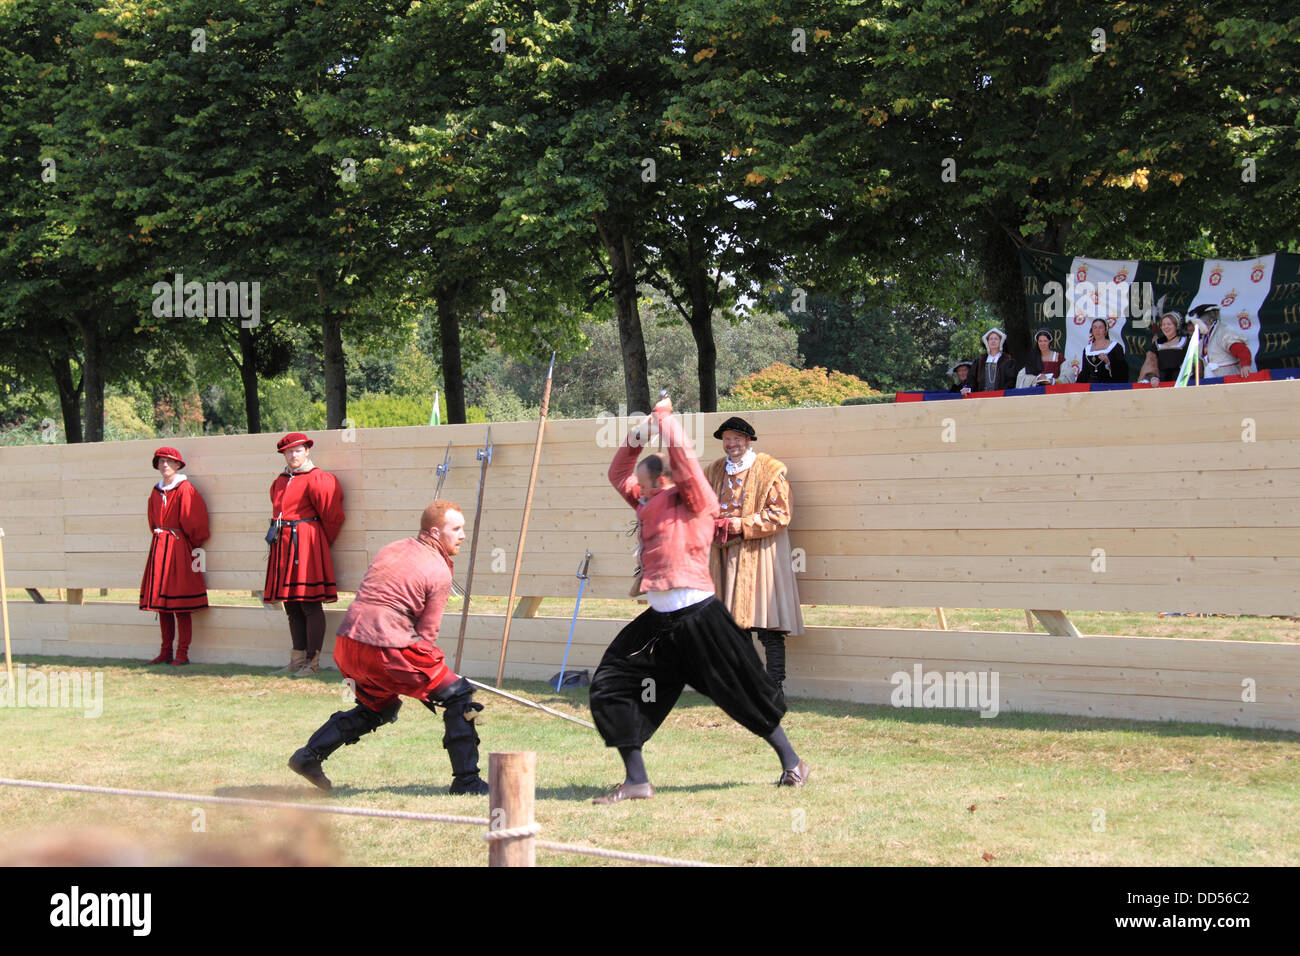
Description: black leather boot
xmin=288 ymin=701 xmax=401 ymax=792
xmin=426 ymin=678 xmax=487 ymax=795
xmin=756 ymin=629 xmax=788 ymax=688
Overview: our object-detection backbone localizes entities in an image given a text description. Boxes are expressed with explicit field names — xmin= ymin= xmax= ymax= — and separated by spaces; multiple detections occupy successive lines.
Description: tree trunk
xmin=238 ymin=323 xmax=262 ymax=434
xmin=436 ymin=289 xmax=467 ymax=424
xmin=74 ymin=315 xmax=104 ymax=442
xmin=984 ymin=205 xmax=1073 ymax=358
xmin=46 ymin=350 xmax=83 ymax=444
xmin=684 ymin=263 xmax=718 ymax=412
xmin=595 ymin=215 xmax=650 ymax=413
xmin=316 ymin=272 xmax=347 ymax=429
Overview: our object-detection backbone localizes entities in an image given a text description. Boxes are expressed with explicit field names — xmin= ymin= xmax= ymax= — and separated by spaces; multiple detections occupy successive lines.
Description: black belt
xmin=269 ymin=517 xmax=320 ymax=565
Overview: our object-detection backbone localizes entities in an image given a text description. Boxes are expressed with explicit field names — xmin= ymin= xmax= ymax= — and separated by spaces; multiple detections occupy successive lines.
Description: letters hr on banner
xmin=1022 ymin=250 xmax=1300 ymax=369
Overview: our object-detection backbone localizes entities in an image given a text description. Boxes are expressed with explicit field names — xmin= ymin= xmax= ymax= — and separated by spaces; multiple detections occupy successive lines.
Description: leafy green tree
xmin=855 ymin=1 xmax=1300 ymax=342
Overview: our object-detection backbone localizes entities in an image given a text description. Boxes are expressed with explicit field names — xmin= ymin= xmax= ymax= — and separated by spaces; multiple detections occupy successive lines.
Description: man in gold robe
xmin=706 ymin=417 xmax=804 ymax=691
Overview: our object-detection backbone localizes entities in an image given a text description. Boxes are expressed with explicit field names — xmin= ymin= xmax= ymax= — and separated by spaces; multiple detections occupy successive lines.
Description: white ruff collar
xmin=157 ymin=474 xmax=188 ymax=491
xmin=725 ymin=449 xmax=757 ymax=475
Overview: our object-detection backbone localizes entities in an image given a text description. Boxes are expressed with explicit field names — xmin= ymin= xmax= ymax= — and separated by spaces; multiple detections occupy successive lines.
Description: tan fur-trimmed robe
xmin=706 ymin=453 xmax=804 ymax=636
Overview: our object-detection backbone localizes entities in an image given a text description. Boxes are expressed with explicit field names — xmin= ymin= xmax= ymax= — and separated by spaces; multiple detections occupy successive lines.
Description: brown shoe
xmin=292 ymin=652 xmax=321 ymax=678
xmin=776 ymin=759 xmax=811 ymax=787
xmin=275 ymin=649 xmax=307 ymax=675
xmin=592 ymin=781 xmax=654 ymax=805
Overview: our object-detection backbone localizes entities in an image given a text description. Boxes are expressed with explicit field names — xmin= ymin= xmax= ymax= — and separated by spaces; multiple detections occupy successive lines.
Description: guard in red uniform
xmin=288 ymin=501 xmax=489 ymax=796
xmin=140 ymin=447 xmax=210 ymax=666
xmin=264 ymin=433 xmax=345 ymax=677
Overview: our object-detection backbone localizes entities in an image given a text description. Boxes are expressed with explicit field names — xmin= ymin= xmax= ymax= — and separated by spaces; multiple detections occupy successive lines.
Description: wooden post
xmin=512 ymin=596 xmax=544 ymax=619
xmin=497 ymin=354 xmax=555 ymax=686
xmin=1029 ymin=609 xmax=1082 ymax=638
xmin=935 ymin=607 xmax=948 ymax=630
xmin=488 ymin=751 xmax=537 ymax=867
xmin=66 ymin=588 xmax=84 ymax=605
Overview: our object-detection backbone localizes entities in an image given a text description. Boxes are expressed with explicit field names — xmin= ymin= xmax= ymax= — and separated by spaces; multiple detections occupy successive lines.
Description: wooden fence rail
xmin=2 ymin=380 xmax=1297 ymax=731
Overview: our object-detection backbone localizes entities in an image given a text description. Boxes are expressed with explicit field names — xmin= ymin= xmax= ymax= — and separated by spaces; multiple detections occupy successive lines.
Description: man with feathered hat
xmin=1187 ymin=303 xmax=1254 ymax=380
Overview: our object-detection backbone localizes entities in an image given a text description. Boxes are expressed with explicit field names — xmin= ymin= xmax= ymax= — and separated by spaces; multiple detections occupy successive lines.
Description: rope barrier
xmin=0 ymin=776 xmax=718 ymax=867
xmin=483 ymin=822 xmax=543 ymax=841
xmin=0 ymin=778 xmax=489 ymax=827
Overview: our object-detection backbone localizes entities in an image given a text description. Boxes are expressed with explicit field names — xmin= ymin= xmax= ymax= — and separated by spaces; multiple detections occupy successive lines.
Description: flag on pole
xmin=429 ymin=389 xmax=441 ymax=426
xmin=1174 ymin=326 xmax=1200 ymax=387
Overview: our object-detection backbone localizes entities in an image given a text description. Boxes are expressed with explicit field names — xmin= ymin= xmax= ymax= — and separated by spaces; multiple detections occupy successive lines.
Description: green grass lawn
xmin=1 ymin=657 xmax=1295 ymax=866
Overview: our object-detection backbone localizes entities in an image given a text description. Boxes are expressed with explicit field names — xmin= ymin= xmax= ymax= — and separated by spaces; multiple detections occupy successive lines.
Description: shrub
xmin=727 ymin=363 xmax=880 ymax=409
xmin=347 ymin=393 xmax=429 ymax=429
xmin=104 ymin=395 xmax=155 ymax=441
xmin=260 ymin=376 xmax=326 ymax=432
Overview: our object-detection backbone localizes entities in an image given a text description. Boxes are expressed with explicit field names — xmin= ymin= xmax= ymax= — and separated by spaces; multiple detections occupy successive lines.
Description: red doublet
xmin=609 ymin=407 xmax=720 ymax=593
xmin=263 ymin=467 xmax=345 ymax=602
xmin=332 ymin=533 xmax=458 ymax=709
xmin=139 ymin=478 xmax=210 ymax=612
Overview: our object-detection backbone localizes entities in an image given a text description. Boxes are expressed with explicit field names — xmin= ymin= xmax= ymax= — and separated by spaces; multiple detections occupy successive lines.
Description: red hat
xmin=152 ymin=447 xmax=185 ymax=470
xmin=276 ymin=432 xmax=314 ymax=453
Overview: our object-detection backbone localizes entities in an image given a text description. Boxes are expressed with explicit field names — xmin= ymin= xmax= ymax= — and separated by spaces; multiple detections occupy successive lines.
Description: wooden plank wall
xmin=5 ymin=602 xmax=1295 ymax=731
xmin=1 ymin=380 xmax=1297 ymax=731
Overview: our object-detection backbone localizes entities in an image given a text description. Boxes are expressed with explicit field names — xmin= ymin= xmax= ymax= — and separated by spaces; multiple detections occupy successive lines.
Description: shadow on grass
xmin=215 ymin=780 xmax=743 ymax=803
xmin=17 ymin=655 xmax=1300 ymax=743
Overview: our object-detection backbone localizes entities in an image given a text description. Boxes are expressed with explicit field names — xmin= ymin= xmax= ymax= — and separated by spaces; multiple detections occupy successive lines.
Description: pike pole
xmin=495 ymin=353 xmax=555 ymax=687
xmin=453 ymin=426 xmax=492 ymax=672
xmin=434 ymin=441 xmax=451 ymax=499
xmin=434 ymin=440 xmax=467 ymax=596
xmin=465 ymin=678 xmax=595 ymax=730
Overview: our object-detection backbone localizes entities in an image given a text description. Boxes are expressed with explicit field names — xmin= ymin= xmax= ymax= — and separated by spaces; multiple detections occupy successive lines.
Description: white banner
xmin=1064 ymin=258 xmax=1140 ymax=380
xmin=1191 ymin=256 xmax=1274 ymax=368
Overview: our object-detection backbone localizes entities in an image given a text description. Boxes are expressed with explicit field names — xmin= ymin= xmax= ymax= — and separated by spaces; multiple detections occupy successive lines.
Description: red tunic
xmin=331 ymin=533 xmax=457 ymax=709
xmin=139 ymin=477 xmax=210 ymax=612
xmin=338 ymin=534 xmax=453 ymax=648
xmin=263 ymin=467 xmax=345 ymax=602
xmin=609 ymin=408 xmax=719 ymax=594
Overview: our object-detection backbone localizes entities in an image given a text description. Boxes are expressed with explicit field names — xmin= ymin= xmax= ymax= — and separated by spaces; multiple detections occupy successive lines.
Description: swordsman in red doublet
xmin=264 ymin=433 xmax=345 ymax=677
xmin=587 ymin=396 xmax=810 ymax=805
xmin=140 ymin=447 xmax=210 ymax=666
xmin=288 ymin=501 xmax=489 ymax=796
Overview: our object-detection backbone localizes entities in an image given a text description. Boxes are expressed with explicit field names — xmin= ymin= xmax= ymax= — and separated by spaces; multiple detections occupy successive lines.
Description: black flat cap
xmin=713 ymin=416 xmax=757 ymax=441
